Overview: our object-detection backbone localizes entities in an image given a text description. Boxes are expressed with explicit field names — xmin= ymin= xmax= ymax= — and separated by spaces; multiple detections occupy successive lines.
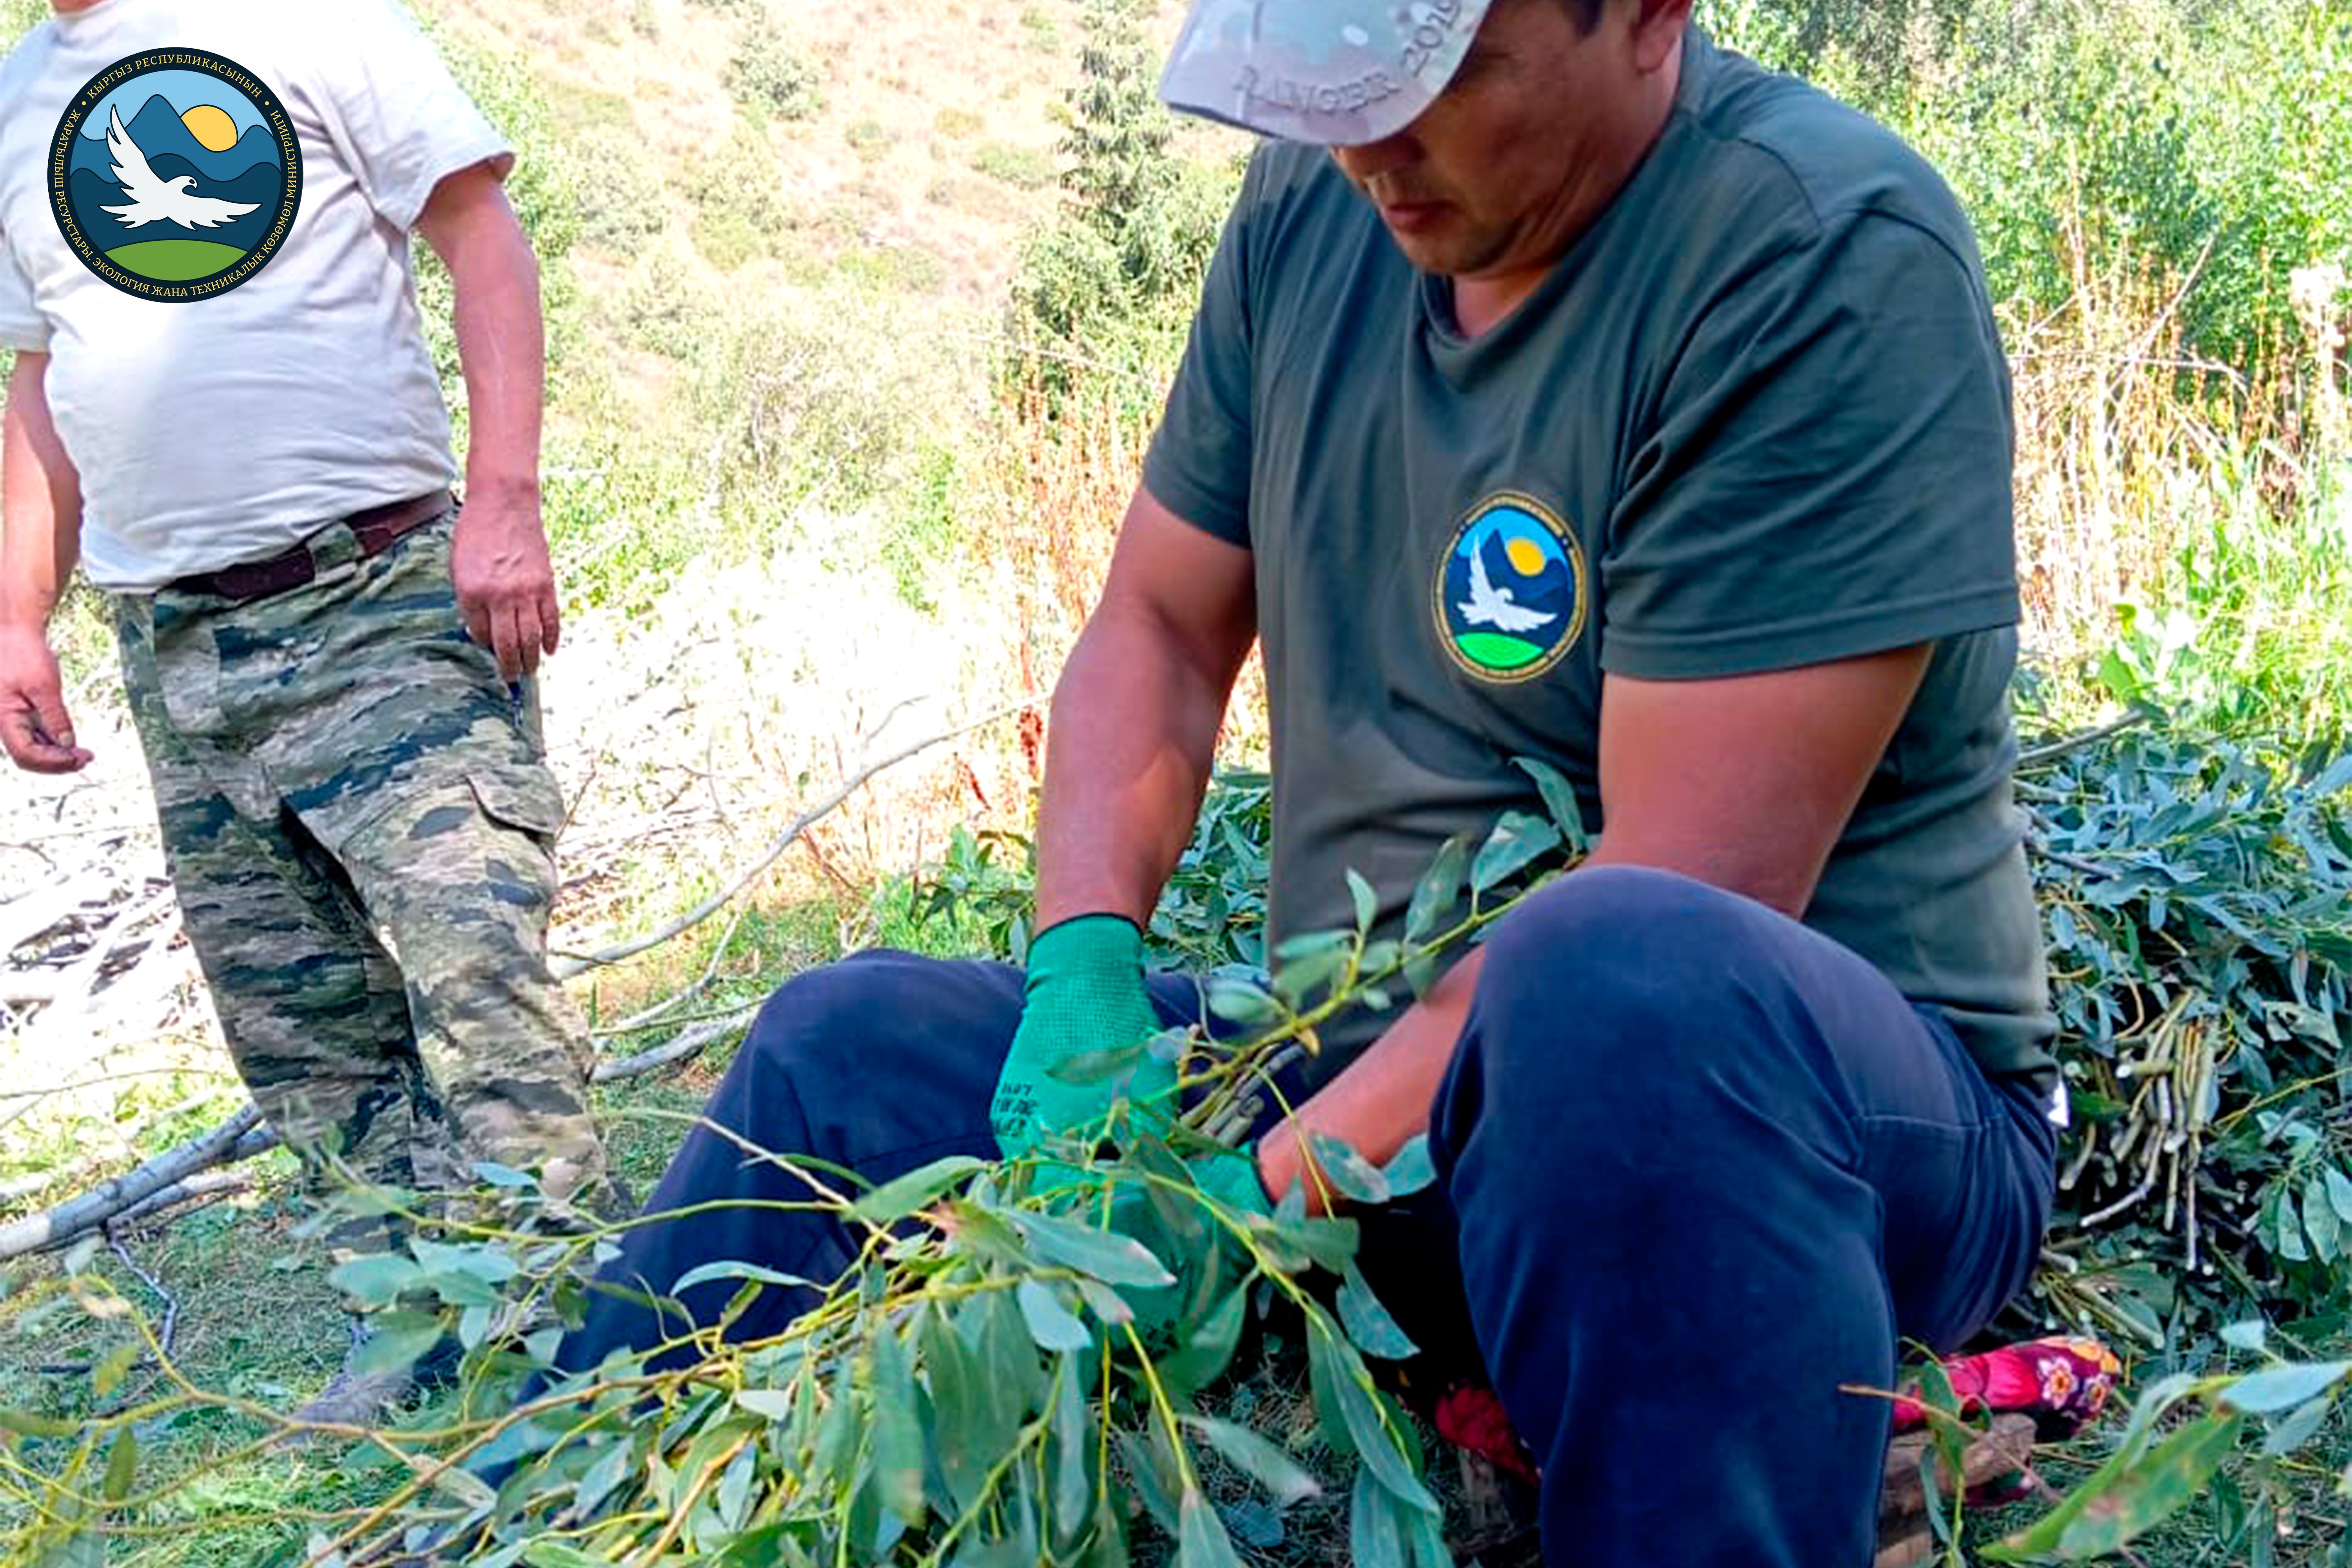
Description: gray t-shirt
xmin=1143 ymin=33 xmax=2057 ymax=1094
xmin=0 ymin=0 xmax=511 ymax=590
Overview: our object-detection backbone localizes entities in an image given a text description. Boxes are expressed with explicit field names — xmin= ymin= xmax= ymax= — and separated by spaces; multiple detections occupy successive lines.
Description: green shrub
xmin=973 ymin=142 xmax=1056 ymax=190
xmin=844 ymin=117 xmax=893 ymax=162
xmin=1706 ymin=0 xmax=2352 ymax=366
xmin=1006 ymin=0 xmax=1240 ymax=404
xmin=727 ymin=3 xmax=824 ymax=122
xmin=683 ymin=118 xmax=791 ymax=270
xmin=566 ymin=125 xmax=669 ymax=251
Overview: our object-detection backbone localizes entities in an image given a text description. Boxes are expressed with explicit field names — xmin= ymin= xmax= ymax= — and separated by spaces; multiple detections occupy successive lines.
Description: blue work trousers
xmin=552 ymin=867 xmax=2056 ymax=1567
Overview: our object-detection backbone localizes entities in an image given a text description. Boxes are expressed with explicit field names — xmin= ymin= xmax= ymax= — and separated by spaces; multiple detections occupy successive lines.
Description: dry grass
xmin=2005 ymin=205 xmax=2346 ymax=676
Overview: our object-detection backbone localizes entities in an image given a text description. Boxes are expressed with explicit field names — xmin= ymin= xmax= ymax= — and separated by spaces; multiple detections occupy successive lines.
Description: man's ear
xmin=1630 ymin=0 xmax=1695 ymax=73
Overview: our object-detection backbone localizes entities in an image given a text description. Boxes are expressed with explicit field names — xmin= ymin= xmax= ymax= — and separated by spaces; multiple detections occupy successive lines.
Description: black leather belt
xmin=167 ymin=489 xmax=454 ymax=603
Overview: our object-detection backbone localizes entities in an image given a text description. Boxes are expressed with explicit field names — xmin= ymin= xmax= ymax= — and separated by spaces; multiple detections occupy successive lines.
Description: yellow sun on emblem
xmin=1504 ymin=537 xmax=1547 ymax=575
xmin=180 ymin=103 xmax=239 ymax=153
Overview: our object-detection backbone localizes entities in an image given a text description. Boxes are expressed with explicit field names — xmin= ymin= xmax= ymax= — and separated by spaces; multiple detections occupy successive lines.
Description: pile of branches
xmin=2022 ymin=728 xmax=2352 ymax=1346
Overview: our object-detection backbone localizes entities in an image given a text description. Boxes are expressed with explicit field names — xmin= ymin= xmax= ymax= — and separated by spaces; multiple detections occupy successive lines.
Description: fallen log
xmin=0 ymin=1103 xmax=264 ymax=1261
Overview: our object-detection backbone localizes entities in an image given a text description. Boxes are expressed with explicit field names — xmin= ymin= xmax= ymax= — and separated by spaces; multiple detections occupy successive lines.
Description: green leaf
xmin=1159 ymin=1287 xmax=1247 ymax=1396
xmin=352 ymin=1313 xmax=445 ymax=1378
xmin=1470 ymin=811 xmax=1561 ymax=893
xmin=2306 ymin=1172 xmax=2345 ymax=1261
xmin=1381 ymin=1136 xmax=1436 ymax=1198
xmin=1984 ymin=1412 xmax=2243 ymax=1562
xmin=1514 ymin=757 xmax=1589 ymax=853
xmin=1347 ymin=869 xmax=1379 ymax=932
xmin=326 ymin=1252 xmax=423 ymax=1307
xmin=102 ymin=1429 xmax=137 ymax=1503
xmin=1117 ymin=1428 xmax=1182 ymax=1536
xmin=472 ymin=1161 xmax=537 ymax=1189
xmin=1403 ymin=835 xmax=1470 ymax=942
xmin=2274 ymin=1188 xmax=2310 ymax=1262
xmin=671 ymin=1259 xmax=820 ymax=1297
xmin=2261 ymin=1394 xmax=2335 ymax=1457
xmin=573 ymin=1438 xmax=635 ymax=1517
xmin=1349 ymin=1467 xmax=1410 ymax=1568
xmin=521 ymin=1546 xmax=603 ymax=1568
xmin=417 ymin=1269 xmax=502 ymax=1309
xmin=1051 ymin=1354 xmax=1091 ymax=1544
xmin=91 ymin=1343 xmax=141 ymax=1399
xmin=1311 ymin=1320 xmax=1437 ymax=1513
xmin=2328 ymin=1167 xmax=2352 ymax=1226
xmin=2222 ymin=1361 xmax=2351 ymax=1414
xmin=1009 ymin=1211 xmax=1177 ymax=1288
xmin=716 ymin=1444 xmax=757 ymax=1531
xmin=1308 ymin=1132 xmax=1391 ymax=1206
xmin=409 ymin=1238 xmax=520 ymax=1284
xmin=1205 ymin=975 xmax=1282 ymax=1026
xmin=2221 ymin=1320 xmax=2268 ymax=1353
xmin=735 ymin=1388 xmax=798 ymax=1419
xmin=1017 ymin=1279 xmax=1095 ymax=1352
xmin=1338 ymin=1263 xmax=1420 ymax=1360
xmin=923 ymin=1306 xmax=1008 ymax=1516
xmin=867 ymin=1324 xmax=927 ymax=1526
xmin=1177 ymin=1487 xmax=1244 ymax=1568
xmin=1182 ymin=1416 xmax=1321 ymax=1506
xmin=850 ymin=1156 xmax=988 ymax=1225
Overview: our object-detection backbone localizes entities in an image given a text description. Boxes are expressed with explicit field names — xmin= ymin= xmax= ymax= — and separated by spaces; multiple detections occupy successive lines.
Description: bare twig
xmin=105 ymin=1233 xmax=179 ymax=1363
xmin=2017 ymin=711 xmax=2150 ymax=770
xmin=591 ymin=1006 xmax=759 ymax=1082
xmin=550 ymin=699 xmax=1038 ymax=977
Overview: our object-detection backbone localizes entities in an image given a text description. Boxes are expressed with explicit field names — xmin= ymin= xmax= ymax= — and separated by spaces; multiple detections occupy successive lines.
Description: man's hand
xmin=0 ymin=624 xmax=91 ymax=773
xmin=450 ymin=487 xmax=559 ymax=681
xmin=993 ymin=914 xmax=1173 ymax=1160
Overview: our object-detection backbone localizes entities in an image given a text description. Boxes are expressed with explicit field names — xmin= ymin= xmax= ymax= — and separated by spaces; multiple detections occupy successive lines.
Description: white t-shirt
xmin=0 ymin=0 xmax=512 ymax=590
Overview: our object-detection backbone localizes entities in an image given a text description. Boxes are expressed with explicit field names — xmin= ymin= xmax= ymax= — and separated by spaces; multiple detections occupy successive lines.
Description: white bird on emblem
xmin=1456 ymin=545 xmax=1559 ymax=635
xmin=98 ymin=106 xmax=261 ymax=230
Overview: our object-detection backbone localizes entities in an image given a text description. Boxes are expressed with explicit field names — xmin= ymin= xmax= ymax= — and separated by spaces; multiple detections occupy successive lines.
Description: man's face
xmin=1330 ymin=0 xmax=1673 ymax=280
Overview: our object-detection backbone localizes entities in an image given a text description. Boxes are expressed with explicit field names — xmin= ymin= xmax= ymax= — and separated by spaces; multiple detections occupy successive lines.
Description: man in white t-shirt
xmin=0 ymin=0 xmax=610 ymax=1421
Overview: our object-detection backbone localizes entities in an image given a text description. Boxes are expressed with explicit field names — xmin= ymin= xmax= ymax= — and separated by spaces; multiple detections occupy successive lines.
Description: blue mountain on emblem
xmin=70 ymin=94 xmax=279 ymax=185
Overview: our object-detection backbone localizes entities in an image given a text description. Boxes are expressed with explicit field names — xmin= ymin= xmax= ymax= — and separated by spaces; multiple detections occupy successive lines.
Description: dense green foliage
xmin=1008 ymin=0 xmax=1237 ymax=405
xmin=1708 ymin=0 xmax=2352 ymax=365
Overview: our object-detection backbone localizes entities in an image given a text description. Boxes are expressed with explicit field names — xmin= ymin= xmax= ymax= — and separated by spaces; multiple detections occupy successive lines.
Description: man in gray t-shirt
xmin=0 ymin=0 xmax=609 ymax=1425
xmin=549 ymin=3 xmax=2060 ymax=1561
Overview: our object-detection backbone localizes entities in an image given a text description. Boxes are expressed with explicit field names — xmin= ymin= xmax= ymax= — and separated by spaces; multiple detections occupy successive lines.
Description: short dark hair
xmin=1561 ymin=0 xmax=1606 ymax=29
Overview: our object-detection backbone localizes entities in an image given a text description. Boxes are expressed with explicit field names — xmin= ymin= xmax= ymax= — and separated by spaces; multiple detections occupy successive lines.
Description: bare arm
xmin=1 ymin=350 xmax=92 ymax=772
xmin=1034 ymin=486 xmax=1258 ymax=930
xmin=1255 ymin=645 xmax=1933 ymax=1209
xmin=417 ymin=162 xmax=554 ymax=681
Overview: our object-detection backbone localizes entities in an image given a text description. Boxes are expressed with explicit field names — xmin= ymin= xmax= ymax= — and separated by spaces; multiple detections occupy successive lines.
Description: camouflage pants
xmin=111 ymin=509 xmax=608 ymax=1232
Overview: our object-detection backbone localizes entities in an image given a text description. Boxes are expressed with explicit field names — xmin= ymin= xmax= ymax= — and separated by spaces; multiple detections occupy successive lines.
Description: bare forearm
xmin=422 ymin=172 xmax=543 ymax=505
xmin=1034 ymin=604 xmax=1235 ymax=929
xmin=448 ymin=239 xmax=543 ymax=501
xmin=2 ymin=354 xmax=82 ymax=630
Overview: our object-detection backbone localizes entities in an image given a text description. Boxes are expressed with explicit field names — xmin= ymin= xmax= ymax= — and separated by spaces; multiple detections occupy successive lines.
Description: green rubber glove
xmin=993 ymin=914 xmax=1176 ymax=1161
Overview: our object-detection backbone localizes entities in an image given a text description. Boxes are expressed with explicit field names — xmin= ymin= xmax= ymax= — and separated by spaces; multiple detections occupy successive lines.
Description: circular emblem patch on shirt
xmin=47 ymin=50 xmax=302 ymax=301
xmin=1433 ymin=491 xmax=1589 ymax=682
